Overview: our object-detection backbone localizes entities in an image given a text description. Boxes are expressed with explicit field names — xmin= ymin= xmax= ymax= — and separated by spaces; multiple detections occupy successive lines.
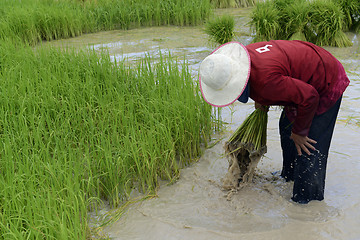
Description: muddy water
xmin=44 ymin=9 xmax=360 ymax=240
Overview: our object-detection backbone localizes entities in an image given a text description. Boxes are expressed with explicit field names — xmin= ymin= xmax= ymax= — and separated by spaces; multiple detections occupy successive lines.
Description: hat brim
xmin=199 ymin=42 xmax=251 ymax=107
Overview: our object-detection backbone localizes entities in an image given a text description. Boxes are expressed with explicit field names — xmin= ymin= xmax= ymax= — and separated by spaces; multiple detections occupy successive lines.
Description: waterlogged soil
xmin=43 ymin=8 xmax=360 ymax=240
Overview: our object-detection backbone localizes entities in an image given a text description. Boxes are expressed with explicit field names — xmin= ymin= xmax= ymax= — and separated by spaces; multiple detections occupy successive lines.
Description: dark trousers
xmin=279 ymin=97 xmax=342 ymax=204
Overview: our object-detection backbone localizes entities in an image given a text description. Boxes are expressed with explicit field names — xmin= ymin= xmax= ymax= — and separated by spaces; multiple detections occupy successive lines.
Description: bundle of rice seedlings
xmin=272 ymin=0 xmax=306 ymax=39
xmin=204 ymin=15 xmax=235 ymax=45
xmin=283 ymin=0 xmax=310 ymax=41
xmin=250 ymin=1 xmax=282 ymax=42
xmin=332 ymin=0 xmax=360 ymax=31
xmin=307 ymin=0 xmax=352 ymax=47
xmin=222 ymin=108 xmax=268 ymax=190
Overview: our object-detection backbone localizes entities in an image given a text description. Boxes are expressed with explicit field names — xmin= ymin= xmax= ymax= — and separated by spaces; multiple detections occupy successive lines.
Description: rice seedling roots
xmin=222 ymin=141 xmax=267 ymax=190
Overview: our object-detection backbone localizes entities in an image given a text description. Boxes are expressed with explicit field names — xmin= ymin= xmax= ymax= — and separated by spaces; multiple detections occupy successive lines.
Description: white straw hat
xmin=199 ymin=42 xmax=251 ymax=107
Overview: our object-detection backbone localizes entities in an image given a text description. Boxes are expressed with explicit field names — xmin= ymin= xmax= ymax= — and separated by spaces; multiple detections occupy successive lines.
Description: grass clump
xmin=205 ymin=15 xmax=236 ymax=45
xmin=250 ymin=0 xmax=354 ymax=47
xmin=283 ymin=0 xmax=310 ymax=41
xmin=251 ymin=0 xmax=305 ymax=41
xmin=250 ymin=0 xmax=282 ymax=42
xmin=307 ymin=0 xmax=352 ymax=47
xmin=0 ymin=39 xmax=218 ymax=239
xmin=332 ymin=0 xmax=360 ymax=32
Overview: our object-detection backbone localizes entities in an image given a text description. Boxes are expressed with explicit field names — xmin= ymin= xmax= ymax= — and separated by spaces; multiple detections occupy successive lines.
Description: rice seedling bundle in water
xmin=306 ymin=0 xmax=352 ymax=47
xmin=283 ymin=0 xmax=310 ymax=41
xmin=271 ymin=0 xmax=310 ymax=40
xmin=332 ymin=0 xmax=360 ymax=31
xmin=205 ymin=15 xmax=235 ymax=45
xmin=250 ymin=1 xmax=282 ymax=42
xmin=222 ymin=108 xmax=268 ymax=190
xmin=250 ymin=0 xmax=354 ymax=46
xmin=251 ymin=0 xmax=300 ymax=42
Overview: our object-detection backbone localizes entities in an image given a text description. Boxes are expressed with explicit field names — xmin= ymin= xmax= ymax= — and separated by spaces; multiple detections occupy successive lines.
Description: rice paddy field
xmin=1 ymin=0 xmax=360 ymax=240
xmin=0 ymin=0 xmax=219 ymax=239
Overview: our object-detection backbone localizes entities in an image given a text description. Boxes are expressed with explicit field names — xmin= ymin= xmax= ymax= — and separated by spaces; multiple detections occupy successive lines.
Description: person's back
xmin=246 ymin=40 xmax=340 ymax=105
xmin=246 ymin=40 xmax=349 ymax=136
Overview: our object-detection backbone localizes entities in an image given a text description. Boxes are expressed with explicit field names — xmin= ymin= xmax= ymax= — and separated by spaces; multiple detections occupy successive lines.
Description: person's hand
xmin=290 ymin=132 xmax=317 ymax=155
xmin=254 ymin=102 xmax=269 ymax=112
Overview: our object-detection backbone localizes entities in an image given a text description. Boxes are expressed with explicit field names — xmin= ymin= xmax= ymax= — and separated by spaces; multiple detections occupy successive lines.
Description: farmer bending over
xmin=199 ymin=40 xmax=349 ymax=204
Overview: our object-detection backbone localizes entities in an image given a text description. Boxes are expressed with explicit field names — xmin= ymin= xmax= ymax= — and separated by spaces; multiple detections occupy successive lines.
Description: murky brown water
xmin=44 ymin=8 xmax=360 ymax=240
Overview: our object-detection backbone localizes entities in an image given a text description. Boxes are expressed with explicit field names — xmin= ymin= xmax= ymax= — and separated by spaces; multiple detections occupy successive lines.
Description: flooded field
xmin=45 ymin=8 xmax=360 ymax=240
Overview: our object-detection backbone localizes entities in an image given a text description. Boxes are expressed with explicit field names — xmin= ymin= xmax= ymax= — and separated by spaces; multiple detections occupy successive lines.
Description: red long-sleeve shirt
xmin=246 ymin=40 xmax=349 ymax=136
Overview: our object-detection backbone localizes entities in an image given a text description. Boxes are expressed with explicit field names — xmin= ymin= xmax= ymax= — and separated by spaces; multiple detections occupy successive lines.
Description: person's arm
xmin=255 ymin=100 xmax=316 ymax=155
xmin=259 ymin=75 xmax=320 ymax=155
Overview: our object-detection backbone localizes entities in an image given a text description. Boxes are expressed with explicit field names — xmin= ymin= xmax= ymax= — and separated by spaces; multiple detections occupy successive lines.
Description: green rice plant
xmin=205 ymin=15 xmax=235 ymax=45
xmin=250 ymin=0 xmax=355 ymax=45
xmin=0 ymin=1 xmax=88 ymax=44
xmin=0 ymin=0 xmax=213 ymax=46
xmin=87 ymin=0 xmax=211 ymax=28
xmin=171 ymin=0 xmax=213 ymax=26
xmin=34 ymin=5 xmax=83 ymax=41
xmin=226 ymin=108 xmax=268 ymax=152
xmin=250 ymin=0 xmax=282 ymax=42
xmin=1 ymin=7 xmax=40 ymax=45
xmin=0 ymin=38 xmax=219 ymax=239
xmin=269 ymin=0 xmax=310 ymax=40
xmin=277 ymin=0 xmax=310 ymax=41
xmin=332 ymin=0 xmax=360 ymax=31
xmin=306 ymin=0 xmax=353 ymax=47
